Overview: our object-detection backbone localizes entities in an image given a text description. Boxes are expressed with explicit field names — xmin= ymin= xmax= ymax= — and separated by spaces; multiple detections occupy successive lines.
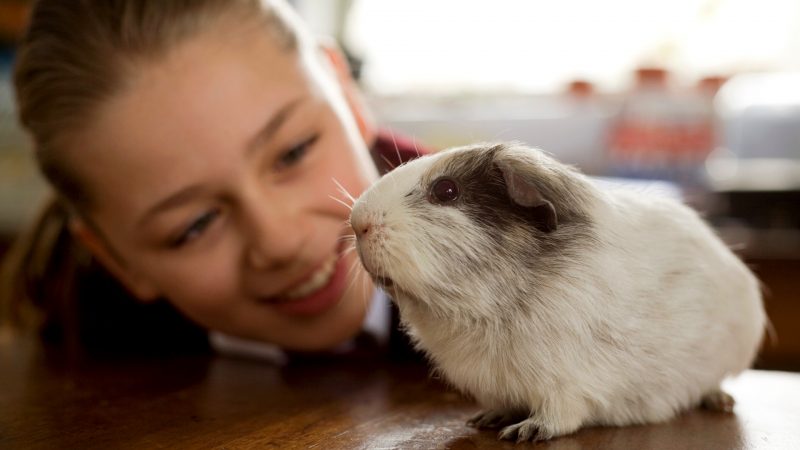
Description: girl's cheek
xmin=169 ymin=270 xmax=240 ymax=318
xmin=157 ymin=237 xmax=242 ymax=312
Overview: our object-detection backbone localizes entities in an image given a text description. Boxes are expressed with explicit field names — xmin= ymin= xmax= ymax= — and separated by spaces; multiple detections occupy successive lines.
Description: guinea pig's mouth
xmin=374 ymin=276 xmax=394 ymax=289
xmin=359 ymin=257 xmax=395 ymax=289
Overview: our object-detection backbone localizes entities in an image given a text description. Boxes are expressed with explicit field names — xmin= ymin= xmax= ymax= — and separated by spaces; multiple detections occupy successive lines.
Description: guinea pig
xmin=349 ymin=142 xmax=766 ymax=442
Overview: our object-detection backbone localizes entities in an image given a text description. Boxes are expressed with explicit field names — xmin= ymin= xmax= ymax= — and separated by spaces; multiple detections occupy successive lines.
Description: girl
xmin=1 ymin=0 xmax=421 ymax=357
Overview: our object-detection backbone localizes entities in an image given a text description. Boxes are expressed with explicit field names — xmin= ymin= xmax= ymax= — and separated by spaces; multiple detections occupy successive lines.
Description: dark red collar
xmin=370 ymin=130 xmax=429 ymax=174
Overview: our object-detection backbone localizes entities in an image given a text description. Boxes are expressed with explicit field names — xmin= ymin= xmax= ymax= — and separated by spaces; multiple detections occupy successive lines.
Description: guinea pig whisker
xmin=337 ymin=237 xmax=357 ymax=247
xmin=379 ymin=154 xmax=397 ymax=170
xmin=390 ymin=131 xmax=402 ymax=165
xmin=341 ymin=243 xmax=358 ymax=257
xmin=331 ymin=178 xmax=356 ymax=204
xmin=344 ymin=255 xmax=367 ymax=298
xmin=337 ymin=230 xmax=356 ymax=239
xmin=328 ymin=194 xmax=353 ymax=211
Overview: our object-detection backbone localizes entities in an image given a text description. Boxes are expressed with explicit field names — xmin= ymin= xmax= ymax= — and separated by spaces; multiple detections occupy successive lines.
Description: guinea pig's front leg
xmin=498 ymin=394 xmax=589 ymax=442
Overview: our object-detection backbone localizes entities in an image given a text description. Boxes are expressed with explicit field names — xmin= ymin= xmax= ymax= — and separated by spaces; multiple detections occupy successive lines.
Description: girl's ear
xmin=69 ymin=219 xmax=161 ymax=302
xmin=319 ymin=41 xmax=376 ymax=147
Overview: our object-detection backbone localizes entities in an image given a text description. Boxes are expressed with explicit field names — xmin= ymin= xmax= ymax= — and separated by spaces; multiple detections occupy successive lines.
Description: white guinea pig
xmin=350 ymin=142 xmax=766 ymax=442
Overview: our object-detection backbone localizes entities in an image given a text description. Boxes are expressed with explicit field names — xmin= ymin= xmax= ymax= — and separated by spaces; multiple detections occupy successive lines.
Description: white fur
xmin=351 ymin=143 xmax=766 ymax=441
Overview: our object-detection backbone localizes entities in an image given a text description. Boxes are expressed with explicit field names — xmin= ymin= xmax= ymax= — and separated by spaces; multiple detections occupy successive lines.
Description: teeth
xmin=283 ymin=255 xmax=338 ymax=300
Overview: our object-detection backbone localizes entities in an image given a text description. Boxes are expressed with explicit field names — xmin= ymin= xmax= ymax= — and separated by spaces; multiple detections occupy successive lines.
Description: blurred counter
xmin=1 ymin=332 xmax=799 ymax=448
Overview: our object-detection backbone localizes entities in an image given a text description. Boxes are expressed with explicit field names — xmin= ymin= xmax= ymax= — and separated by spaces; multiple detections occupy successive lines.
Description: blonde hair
xmin=2 ymin=0 xmax=302 ymax=351
xmin=17 ymin=0 xmax=298 ymax=209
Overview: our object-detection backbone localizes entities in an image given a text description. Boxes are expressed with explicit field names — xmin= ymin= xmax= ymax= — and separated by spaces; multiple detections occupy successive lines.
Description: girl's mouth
xmin=263 ymin=242 xmax=352 ymax=317
xmin=281 ymin=254 xmax=338 ymax=300
xmin=375 ymin=276 xmax=394 ymax=288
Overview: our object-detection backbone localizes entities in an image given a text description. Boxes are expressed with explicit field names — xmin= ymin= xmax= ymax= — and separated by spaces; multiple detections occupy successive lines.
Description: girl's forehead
xmin=141 ymin=22 xmax=303 ymax=89
xmin=70 ymin=27 xmax=321 ymax=214
xmin=97 ymin=23 xmax=313 ymax=142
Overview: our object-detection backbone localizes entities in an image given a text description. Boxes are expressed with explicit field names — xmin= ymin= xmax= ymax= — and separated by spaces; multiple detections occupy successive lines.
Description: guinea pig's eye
xmin=430 ymin=177 xmax=460 ymax=203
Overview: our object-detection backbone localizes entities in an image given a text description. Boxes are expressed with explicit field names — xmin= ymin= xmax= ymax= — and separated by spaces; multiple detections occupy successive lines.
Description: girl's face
xmin=67 ymin=23 xmax=379 ymax=351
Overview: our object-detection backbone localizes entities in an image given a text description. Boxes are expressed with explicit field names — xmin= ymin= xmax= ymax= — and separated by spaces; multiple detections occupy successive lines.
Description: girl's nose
xmin=247 ymin=247 xmax=270 ymax=270
xmin=243 ymin=198 xmax=305 ymax=271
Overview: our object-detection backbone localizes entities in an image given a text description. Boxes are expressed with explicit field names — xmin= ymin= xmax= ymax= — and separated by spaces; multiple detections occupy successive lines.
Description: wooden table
xmin=2 ymin=333 xmax=799 ymax=449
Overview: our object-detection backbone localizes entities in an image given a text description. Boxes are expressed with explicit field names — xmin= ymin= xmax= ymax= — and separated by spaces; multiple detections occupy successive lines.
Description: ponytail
xmin=1 ymin=196 xmax=88 ymax=348
xmin=1 ymin=197 xmax=210 ymax=356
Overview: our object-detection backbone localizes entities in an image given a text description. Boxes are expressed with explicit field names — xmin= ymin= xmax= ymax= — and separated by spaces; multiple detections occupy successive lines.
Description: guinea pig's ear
xmin=495 ymin=159 xmax=558 ymax=233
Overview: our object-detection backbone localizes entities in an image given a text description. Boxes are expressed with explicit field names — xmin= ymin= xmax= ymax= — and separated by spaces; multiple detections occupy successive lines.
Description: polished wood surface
xmin=1 ymin=333 xmax=799 ymax=449
xmin=751 ymin=258 xmax=800 ymax=371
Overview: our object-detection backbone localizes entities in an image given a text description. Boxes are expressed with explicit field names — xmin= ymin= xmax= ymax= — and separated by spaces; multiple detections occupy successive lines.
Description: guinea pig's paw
xmin=497 ymin=404 xmax=587 ymax=443
xmin=467 ymin=409 xmax=526 ymax=430
xmin=700 ymin=389 xmax=735 ymax=413
xmin=498 ymin=417 xmax=548 ymax=443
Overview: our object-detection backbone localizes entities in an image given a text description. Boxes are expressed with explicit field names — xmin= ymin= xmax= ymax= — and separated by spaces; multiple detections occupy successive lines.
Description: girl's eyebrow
xmin=246 ymin=97 xmax=303 ymax=157
xmin=137 ymin=185 xmax=208 ymax=229
xmin=137 ymin=98 xmax=303 ymax=229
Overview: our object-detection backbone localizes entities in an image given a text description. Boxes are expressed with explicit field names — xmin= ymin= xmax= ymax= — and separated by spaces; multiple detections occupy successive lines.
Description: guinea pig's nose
xmin=350 ymin=214 xmax=373 ymax=239
xmin=352 ymin=221 xmax=371 ymax=239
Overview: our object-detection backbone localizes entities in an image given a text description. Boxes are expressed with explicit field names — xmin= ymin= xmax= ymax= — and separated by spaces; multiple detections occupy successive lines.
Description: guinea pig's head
xmin=350 ymin=142 xmax=595 ymax=319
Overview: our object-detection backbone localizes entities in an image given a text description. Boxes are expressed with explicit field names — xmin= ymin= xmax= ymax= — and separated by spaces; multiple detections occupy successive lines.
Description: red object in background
xmin=698 ymin=76 xmax=727 ymax=96
xmin=635 ymin=67 xmax=669 ymax=87
xmin=607 ymin=68 xmax=722 ymax=186
xmin=566 ymin=80 xmax=595 ymax=99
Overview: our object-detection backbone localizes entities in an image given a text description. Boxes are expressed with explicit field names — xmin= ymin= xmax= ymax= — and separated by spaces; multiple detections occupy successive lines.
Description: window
xmin=344 ymin=0 xmax=800 ymax=94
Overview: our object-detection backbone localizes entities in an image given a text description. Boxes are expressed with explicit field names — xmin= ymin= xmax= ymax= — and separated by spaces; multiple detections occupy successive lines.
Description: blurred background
xmin=1 ymin=0 xmax=798 ymax=369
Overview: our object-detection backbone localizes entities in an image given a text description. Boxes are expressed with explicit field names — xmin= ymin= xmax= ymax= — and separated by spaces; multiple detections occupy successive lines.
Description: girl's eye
xmin=276 ymin=135 xmax=318 ymax=169
xmin=171 ymin=209 xmax=220 ymax=248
